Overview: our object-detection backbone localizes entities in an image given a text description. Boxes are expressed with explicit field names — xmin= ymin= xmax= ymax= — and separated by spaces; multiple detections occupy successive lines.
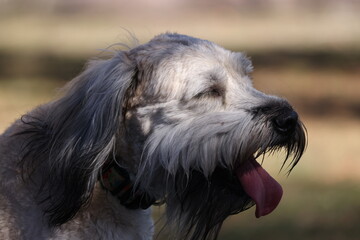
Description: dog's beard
xmin=165 ymin=167 xmax=254 ymax=240
xmin=135 ymin=113 xmax=306 ymax=240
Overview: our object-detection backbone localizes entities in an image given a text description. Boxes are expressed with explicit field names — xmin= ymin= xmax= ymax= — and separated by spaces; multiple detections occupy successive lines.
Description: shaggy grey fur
xmin=0 ymin=33 xmax=306 ymax=240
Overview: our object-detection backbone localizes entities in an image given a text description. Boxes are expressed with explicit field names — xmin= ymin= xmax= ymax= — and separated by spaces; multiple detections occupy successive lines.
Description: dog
xmin=0 ymin=33 xmax=306 ymax=240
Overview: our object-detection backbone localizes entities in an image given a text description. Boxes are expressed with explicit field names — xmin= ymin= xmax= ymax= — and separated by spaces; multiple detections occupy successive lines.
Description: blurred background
xmin=0 ymin=0 xmax=359 ymax=239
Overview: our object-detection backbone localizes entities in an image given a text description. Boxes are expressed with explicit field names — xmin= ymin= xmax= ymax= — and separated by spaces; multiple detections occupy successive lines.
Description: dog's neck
xmin=99 ymin=161 xmax=156 ymax=209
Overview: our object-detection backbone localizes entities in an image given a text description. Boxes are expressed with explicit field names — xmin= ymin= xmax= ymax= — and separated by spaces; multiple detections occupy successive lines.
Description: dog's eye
xmin=195 ymin=88 xmax=222 ymax=98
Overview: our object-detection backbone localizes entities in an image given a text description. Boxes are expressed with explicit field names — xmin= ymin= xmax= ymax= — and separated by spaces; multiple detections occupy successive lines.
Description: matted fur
xmin=0 ymin=33 xmax=306 ymax=240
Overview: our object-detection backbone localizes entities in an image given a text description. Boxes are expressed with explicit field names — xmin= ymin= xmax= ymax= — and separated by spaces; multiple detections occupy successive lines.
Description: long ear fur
xmin=18 ymin=52 xmax=136 ymax=226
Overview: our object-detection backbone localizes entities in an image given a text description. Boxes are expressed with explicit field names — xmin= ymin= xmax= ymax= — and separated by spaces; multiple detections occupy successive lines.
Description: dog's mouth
xmin=235 ymin=156 xmax=283 ymax=218
xmin=233 ymin=120 xmax=307 ymax=217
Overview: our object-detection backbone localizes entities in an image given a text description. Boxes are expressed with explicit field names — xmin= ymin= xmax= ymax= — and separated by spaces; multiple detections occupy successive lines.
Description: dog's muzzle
xmin=252 ymin=101 xmax=299 ymax=135
xmin=239 ymin=102 xmax=305 ymax=217
xmin=273 ymin=109 xmax=298 ymax=135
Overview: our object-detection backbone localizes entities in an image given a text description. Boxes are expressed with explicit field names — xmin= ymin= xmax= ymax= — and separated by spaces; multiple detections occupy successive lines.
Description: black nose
xmin=273 ymin=110 xmax=298 ymax=134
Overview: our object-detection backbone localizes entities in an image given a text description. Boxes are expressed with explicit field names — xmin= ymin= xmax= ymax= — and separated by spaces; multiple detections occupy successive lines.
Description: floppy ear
xmin=19 ymin=52 xmax=137 ymax=226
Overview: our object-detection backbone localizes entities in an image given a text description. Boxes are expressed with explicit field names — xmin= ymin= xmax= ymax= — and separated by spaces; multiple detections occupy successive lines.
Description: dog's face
xmin=19 ymin=33 xmax=306 ymax=240
xmin=119 ymin=34 xmax=306 ymax=239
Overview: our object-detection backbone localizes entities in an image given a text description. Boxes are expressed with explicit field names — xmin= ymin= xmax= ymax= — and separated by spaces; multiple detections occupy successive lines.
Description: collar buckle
xmin=99 ymin=161 xmax=156 ymax=209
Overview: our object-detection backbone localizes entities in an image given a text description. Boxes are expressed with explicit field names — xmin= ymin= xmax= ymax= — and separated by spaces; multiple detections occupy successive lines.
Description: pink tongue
xmin=236 ymin=158 xmax=283 ymax=218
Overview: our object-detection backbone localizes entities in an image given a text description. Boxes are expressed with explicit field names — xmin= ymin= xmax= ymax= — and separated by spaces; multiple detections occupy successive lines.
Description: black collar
xmin=99 ymin=161 xmax=156 ymax=209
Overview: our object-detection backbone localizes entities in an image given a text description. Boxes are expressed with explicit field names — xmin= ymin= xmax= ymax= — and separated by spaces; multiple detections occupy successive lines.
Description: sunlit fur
xmin=0 ymin=33 xmax=306 ymax=239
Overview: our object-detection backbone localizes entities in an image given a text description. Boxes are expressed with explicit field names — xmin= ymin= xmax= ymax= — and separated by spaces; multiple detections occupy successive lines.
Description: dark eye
xmin=195 ymin=88 xmax=222 ymax=98
xmin=208 ymin=88 xmax=222 ymax=97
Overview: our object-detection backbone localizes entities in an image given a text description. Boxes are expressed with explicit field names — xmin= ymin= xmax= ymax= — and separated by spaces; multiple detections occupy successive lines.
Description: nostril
xmin=273 ymin=111 xmax=298 ymax=134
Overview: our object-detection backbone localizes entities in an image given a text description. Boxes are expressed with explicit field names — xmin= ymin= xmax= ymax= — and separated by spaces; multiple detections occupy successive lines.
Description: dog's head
xmin=20 ymin=33 xmax=306 ymax=240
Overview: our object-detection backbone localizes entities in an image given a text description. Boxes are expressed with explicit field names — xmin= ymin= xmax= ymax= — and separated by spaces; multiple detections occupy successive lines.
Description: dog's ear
xmin=19 ymin=52 xmax=137 ymax=226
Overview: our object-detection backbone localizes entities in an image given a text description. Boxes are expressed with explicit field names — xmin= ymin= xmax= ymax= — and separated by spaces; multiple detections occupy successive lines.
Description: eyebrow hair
xmin=205 ymin=68 xmax=227 ymax=83
xmin=208 ymin=73 xmax=219 ymax=82
xmin=205 ymin=71 xmax=227 ymax=94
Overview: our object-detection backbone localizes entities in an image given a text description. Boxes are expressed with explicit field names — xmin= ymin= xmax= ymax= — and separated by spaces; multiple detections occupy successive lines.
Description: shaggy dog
xmin=0 ymin=33 xmax=306 ymax=240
